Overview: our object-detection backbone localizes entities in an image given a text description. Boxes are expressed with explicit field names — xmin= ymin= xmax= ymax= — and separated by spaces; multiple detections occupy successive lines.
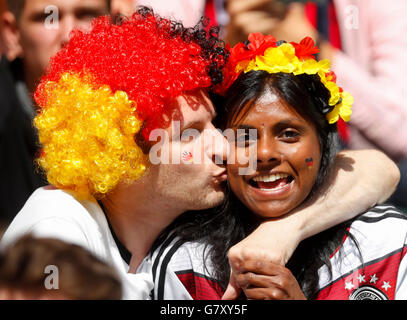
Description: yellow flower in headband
xmin=249 ymin=43 xmax=299 ymax=74
xmin=300 ymin=58 xmax=330 ymax=75
xmin=319 ymin=71 xmax=341 ymax=106
xmin=326 ymin=91 xmax=354 ymax=124
xmin=218 ymin=34 xmax=353 ymax=124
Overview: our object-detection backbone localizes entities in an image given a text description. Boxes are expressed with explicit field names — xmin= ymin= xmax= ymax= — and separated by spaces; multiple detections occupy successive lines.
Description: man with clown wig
xmin=0 ymin=7 xmax=400 ymax=299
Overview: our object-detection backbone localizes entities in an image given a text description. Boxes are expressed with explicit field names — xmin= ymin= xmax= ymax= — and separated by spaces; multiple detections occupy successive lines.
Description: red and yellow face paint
xmin=305 ymin=157 xmax=314 ymax=170
xmin=181 ymin=151 xmax=194 ymax=164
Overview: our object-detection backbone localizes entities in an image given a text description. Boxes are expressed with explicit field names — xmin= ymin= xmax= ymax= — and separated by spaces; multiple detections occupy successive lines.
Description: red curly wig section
xmin=35 ymin=12 xmax=213 ymax=140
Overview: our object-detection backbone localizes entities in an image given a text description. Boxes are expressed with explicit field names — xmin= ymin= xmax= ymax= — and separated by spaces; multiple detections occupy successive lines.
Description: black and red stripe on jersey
xmin=151 ymin=205 xmax=407 ymax=300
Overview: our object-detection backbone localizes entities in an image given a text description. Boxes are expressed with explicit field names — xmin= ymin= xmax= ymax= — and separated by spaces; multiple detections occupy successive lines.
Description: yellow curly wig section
xmin=34 ymin=72 xmax=146 ymax=199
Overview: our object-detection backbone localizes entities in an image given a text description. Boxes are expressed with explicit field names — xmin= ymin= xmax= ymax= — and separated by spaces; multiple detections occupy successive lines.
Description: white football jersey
xmin=151 ymin=205 xmax=407 ymax=300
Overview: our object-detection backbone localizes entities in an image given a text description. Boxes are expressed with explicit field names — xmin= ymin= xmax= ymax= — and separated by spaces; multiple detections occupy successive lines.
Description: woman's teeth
xmin=250 ymin=173 xmax=293 ymax=190
xmin=252 ymin=173 xmax=290 ymax=183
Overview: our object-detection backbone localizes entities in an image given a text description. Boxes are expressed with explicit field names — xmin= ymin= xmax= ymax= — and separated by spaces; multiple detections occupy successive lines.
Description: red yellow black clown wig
xmin=34 ymin=7 xmax=228 ymax=198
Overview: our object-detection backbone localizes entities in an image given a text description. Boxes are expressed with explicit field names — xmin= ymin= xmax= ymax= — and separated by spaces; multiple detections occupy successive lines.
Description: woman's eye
xmin=281 ymin=130 xmax=300 ymax=140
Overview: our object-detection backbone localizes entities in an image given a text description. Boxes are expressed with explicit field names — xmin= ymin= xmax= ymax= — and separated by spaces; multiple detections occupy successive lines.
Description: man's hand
xmin=222 ymin=217 xmax=302 ymax=300
xmin=223 ymin=252 xmax=306 ymax=300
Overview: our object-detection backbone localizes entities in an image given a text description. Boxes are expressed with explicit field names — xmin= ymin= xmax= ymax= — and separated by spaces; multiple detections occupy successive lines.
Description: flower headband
xmin=216 ymin=33 xmax=353 ymax=124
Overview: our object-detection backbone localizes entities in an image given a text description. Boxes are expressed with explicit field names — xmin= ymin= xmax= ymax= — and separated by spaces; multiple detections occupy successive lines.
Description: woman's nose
xmin=257 ymin=136 xmax=280 ymax=164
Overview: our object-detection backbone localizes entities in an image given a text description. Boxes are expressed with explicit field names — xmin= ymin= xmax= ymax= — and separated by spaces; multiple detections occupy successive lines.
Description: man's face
xmin=15 ymin=0 xmax=109 ymax=89
xmin=146 ymin=90 xmax=229 ymax=212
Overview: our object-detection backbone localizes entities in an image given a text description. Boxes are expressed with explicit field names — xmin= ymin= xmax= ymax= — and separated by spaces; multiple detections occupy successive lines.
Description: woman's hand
xmin=225 ymin=258 xmax=306 ymax=300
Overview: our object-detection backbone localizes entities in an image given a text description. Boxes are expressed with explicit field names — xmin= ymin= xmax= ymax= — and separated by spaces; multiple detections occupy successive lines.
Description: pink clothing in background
xmin=333 ymin=0 xmax=407 ymax=161
xmin=134 ymin=0 xmax=206 ymax=27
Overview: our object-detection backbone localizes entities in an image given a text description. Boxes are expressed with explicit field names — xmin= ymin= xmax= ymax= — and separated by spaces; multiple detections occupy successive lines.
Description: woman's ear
xmin=1 ymin=10 xmax=23 ymax=61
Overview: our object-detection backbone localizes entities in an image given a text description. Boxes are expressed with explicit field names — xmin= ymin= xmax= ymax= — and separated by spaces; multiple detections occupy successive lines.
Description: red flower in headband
xmin=214 ymin=34 xmax=277 ymax=95
xmin=325 ymin=71 xmax=337 ymax=83
xmin=230 ymin=33 xmax=277 ymax=63
xmin=230 ymin=42 xmax=253 ymax=63
xmin=290 ymin=37 xmax=319 ymax=60
xmin=247 ymin=32 xmax=277 ymax=54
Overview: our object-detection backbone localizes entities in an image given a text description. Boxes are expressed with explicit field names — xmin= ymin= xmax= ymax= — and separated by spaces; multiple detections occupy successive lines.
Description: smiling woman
xmin=225 ymin=71 xmax=336 ymax=219
xmin=159 ymin=33 xmax=407 ymax=301
xmin=212 ymin=35 xmax=407 ymax=300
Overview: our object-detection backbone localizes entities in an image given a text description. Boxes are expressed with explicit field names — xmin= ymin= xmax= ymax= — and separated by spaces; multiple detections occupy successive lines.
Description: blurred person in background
xmin=111 ymin=0 xmax=135 ymax=16
xmin=224 ymin=0 xmax=407 ymax=210
xmin=135 ymin=0 xmax=206 ymax=27
xmin=0 ymin=0 xmax=111 ymax=226
xmin=0 ymin=234 xmax=122 ymax=300
xmin=133 ymin=0 xmax=229 ymax=32
xmin=0 ymin=0 xmax=5 ymax=53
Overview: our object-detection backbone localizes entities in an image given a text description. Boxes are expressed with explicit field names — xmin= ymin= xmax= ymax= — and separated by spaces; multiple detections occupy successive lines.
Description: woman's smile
xmin=247 ymin=171 xmax=295 ymax=199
